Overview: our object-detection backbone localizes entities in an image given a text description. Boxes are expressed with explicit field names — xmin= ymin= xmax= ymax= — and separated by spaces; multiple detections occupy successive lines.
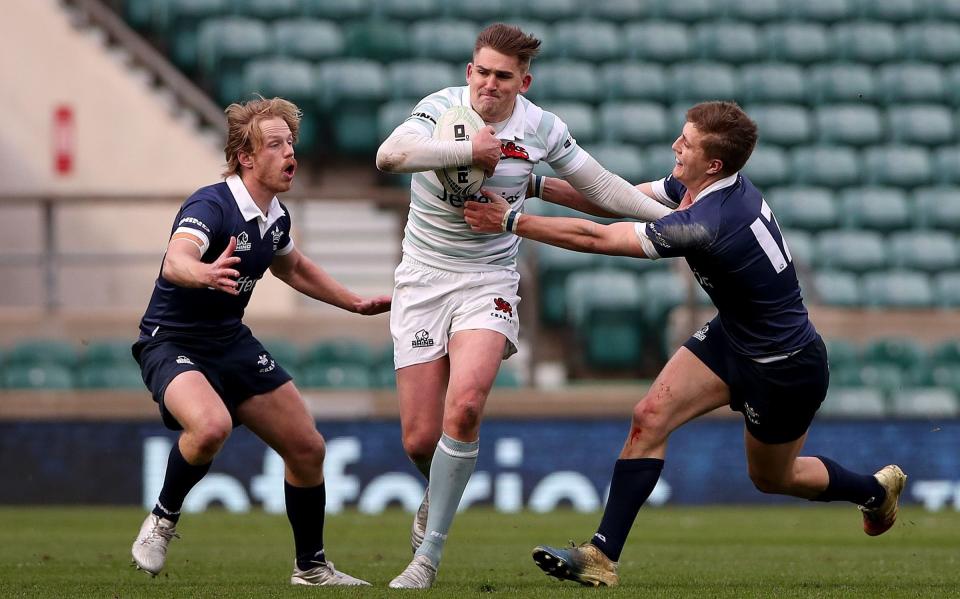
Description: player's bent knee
xmin=189 ymin=421 xmax=231 ymax=458
xmin=748 ymin=470 xmax=788 ymax=495
xmin=631 ymin=396 xmax=667 ymax=437
xmin=402 ymin=431 xmax=440 ymax=462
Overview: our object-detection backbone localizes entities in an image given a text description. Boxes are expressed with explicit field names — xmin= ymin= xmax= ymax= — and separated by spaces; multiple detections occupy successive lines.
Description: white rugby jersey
xmin=400 ymin=86 xmax=588 ymax=272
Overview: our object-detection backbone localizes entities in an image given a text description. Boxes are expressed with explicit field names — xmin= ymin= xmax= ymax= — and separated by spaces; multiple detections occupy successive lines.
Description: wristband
xmin=505 ymin=210 xmax=520 ymax=233
xmin=532 ymin=174 xmax=545 ymax=198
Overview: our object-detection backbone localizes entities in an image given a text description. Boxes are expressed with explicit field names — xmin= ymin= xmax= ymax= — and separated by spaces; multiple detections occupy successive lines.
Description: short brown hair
xmin=474 ymin=23 xmax=541 ymax=70
xmin=685 ymin=101 xmax=758 ymax=176
xmin=222 ymin=97 xmax=301 ymax=178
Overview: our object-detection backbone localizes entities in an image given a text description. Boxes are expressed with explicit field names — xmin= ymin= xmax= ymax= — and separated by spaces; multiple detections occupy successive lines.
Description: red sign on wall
xmin=53 ymin=105 xmax=74 ymax=176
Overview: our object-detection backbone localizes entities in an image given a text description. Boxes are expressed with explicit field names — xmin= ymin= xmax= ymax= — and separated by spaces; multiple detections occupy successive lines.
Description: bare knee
xmin=748 ymin=468 xmax=789 ymax=495
xmin=630 ymin=395 xmax=669 ymax=444
xmin=403 ymin=429 xmax=440 ymax=463
xmin=183 ymin=420 xmax=231 ymax=461
xmin=444 ymin=389 xmax=486 ymax=438
xmin=284 ymin=433 xmax=326 ymax=478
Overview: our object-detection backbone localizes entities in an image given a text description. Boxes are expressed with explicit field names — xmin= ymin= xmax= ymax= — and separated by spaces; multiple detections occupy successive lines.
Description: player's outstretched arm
xmin=465 ymin=191 xmax=648 ymax=259
xmin=270 ymin=248 xmax=391 ymax=315
xmin=162 ymin=234 xmax=241 ymax=295
xmin=375 ymin=122 xmax=499 ymax=174
xmin=531 ymin=174 xmax=622 ymax=218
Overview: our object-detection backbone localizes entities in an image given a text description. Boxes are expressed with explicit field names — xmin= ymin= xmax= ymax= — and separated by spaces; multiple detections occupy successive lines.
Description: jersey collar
xmin=694 ymin=172 xmax=739 ymax=203
xmin=226 ymin=174 xmax=286 ymax=237
xmin=461 ymin=86 xmax=526 ymax=141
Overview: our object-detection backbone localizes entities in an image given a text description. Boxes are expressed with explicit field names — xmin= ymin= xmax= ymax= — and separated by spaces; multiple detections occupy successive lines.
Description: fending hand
xmin=464 ymin=189 xmax=512 ymax=233
xmin=354 ymin=294 xmax=392 ymax=315
xmin=207 ymin=236 xmax=242 ymax=295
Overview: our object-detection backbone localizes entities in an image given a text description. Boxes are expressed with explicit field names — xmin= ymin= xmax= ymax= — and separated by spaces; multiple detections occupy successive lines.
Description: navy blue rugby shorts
xmin=132 ymin=325 xmax=293 ymax=431
xmin=682 ymin=317 xmax=829 ymax=444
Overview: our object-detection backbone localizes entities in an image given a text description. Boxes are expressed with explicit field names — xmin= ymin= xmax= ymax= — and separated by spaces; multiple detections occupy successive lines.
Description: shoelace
xmin=140 ymin=522 xmax=180 ymax=546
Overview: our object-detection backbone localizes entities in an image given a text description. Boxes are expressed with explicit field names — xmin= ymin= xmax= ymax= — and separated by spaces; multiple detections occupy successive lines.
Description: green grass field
xmin=2 ymin=506 xmax=958 ymax=598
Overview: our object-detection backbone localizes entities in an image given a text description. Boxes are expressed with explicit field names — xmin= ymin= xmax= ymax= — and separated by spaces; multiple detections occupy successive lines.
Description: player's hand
xmin=464 ymin=189 xmax=511 ymax=233
xmin=471 ymin=126 xmax=500 ymax=177
xmin=206 ymin=236 xmax=241 ymax=295
xmin=354 ymin=294 xmax=391 ymax=315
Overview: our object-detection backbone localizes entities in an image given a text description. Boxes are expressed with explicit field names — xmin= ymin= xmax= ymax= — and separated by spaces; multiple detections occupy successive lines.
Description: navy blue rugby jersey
xmin=640 ymin=173 xmax=817 ymax=357
xmin=138 ymin=175 xmax=294 ymax=338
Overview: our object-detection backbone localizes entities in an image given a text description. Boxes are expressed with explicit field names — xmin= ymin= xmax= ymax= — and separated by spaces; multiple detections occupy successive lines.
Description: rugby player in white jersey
xmin=376 ymin=23 xmax=672 ymax=588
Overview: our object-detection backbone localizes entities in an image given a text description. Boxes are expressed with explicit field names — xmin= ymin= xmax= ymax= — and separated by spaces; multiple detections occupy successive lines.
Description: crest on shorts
xmin=412 ymin=329 xmax=435 ymax=348
xmin=493 ymin=297 xmax=514 ymax=317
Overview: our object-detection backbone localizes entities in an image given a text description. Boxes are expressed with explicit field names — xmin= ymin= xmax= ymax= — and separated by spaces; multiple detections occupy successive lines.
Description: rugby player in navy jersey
xmin=465 ymin=101 xmax=905 ymax=587
xmin=130 ymin=97 xmax=389 ymax=586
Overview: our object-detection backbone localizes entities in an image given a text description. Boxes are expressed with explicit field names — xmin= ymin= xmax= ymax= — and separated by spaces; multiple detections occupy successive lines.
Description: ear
xmin=519 ymin=71 xmax=532 ymax=94
xmin=706 ymin=158 xmax=724 ymax=176
xmin=466 ymin=62 xmax=473 ymax=83
xmin=238 ymin=150 xmax=254 ymax=170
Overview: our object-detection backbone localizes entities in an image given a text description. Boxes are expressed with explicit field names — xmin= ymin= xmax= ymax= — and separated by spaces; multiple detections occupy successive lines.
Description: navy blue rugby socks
xmin=591 ymin=458 xmax=665 ymax=562
xmin=813 ymin=455 xmax=885 ymax=508
xmin=285 ymin=480 xmax=328 ymax=570
xmin=152 ymin=440 xmax=212 ymax=524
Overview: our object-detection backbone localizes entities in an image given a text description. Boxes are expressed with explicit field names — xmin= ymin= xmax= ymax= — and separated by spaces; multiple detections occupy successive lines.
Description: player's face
xmin=671 ymin=122 xmax=721 ymax=185
xmin=467 ymin=47 xmax=532 ymax=123
xmin=248 ymin=117 xmax=297 ymax=195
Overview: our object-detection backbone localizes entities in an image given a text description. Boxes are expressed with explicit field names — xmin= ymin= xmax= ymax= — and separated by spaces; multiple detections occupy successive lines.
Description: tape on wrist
xmin=505 ymin=210 xmax=520 ymax=233
xmin=533 ymin=175 xmax=545 ymax=198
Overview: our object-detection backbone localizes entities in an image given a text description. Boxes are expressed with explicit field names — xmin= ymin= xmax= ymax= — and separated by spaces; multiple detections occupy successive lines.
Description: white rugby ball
xmin=433 ymin=106 xmax=487 ymax=197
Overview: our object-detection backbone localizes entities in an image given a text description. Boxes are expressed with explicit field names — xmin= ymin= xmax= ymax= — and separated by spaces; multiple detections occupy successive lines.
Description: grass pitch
xmin=1 ymin=506 xmax=958 ymax=598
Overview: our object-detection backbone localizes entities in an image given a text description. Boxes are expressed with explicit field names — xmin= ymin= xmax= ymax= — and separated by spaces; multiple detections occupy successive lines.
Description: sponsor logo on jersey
xmin=235 ymin=275 xmax=259 ymax=294
xmin=178 ymin=216 xmax=210 ymax=232
xmin=176 ymin=355 xmax=194 ymax=365
xmin=693 ymin=323 xmax=709 ymax=341
xmin=493 ymin=297 xmax=514 ymax=317
xmin=501 ymin=141 xmax=530 ymax=160
xmin=257 ymin=353 xmax=276 ymax=373
xmin=235 ymin=231 xmax=253 ymax=252
xmin=411 ymin=329 xmax=435 ymax=348
xmin=411 ymin=111 xmax=437 ymax=124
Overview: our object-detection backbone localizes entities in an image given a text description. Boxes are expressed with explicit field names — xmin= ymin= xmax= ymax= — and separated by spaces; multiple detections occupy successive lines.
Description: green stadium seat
xmin=931 ymin=339 xmax=960 ymax=365
xmin=791 ymin=147 xmax=861 ymax=187
xmin=241 ymin=58 xmax=314 ymax=104
xmin=566 ymin=269 xmax=645 ymax=368
xmin=377 ymin=100 xmax=415 ymax=141
xmin=890 ymin=388 xmax=960 ymax=418
xmin=819 ymin=387 xmax=887 ymax=418
xmin=586 ymin=0 xmax=649 ymax=21
xmin=316 ymin=59 xmax=387 ymax=110
xmin=162 ymin=0 xmax=232 ymax=68
xmin=823 ymin=338 xmax=859 ymax=369
xmin=78 ymin=365 xmax=145 ymax=390
xmin=781 ymin=229 xmax=814 ymax=267
xmin=914 ymin=187 xmax=960 ymax=230
xmin=531 ymin=243 xmax=597 ymax=325
xmin=197 ymin=17 xmax=270 ymax=75
xmin=762 ymin=23 xmax=830 ymax=65
xmin=124 ymin=0 xmax=157 ymax=30
xmin=931 ymin=146 xmax=960 ymax=184
xmin=863 ymin=146 xmax=932 ymax=188
xmin=304 ymin=0 xmax=370 ymax=20
xmin=854 ymin=0 xmax=922 ymax=21
xmin=839 ymin=188 xmax=910 ymax=232
xmin=863 ymin=337 xmax=926 ymax=370
xmin=641 ymin=145 xmax=681 ymax=182
xmin=832 ymin=23 xmax=901 ymax=65
xmin=345 ymin=21 xmax=410 ymax=62
xmin=409 ymin=20 xmax=476 ymax=63
xmin=443 ymin=0 xmax=511 ymax=21
xmin=813 ymin=105 xmax=883 ymax=147
xmin=934 ymin=272 xmax=960 ymax=307
xmin=877 ymin=63 xmax=946 ymax=105
xmin=640 ymin=270 xmax=691 ymax=324
xmin=302 ymin=364 xmax=372 ymax=388
xmin=924 ymin=0 xmax=960 ymax=18
xmin=377 ymin=0 xmax=437 ymax=20
xmin=889 ymin=231 xmax=959 ymax=273
xmin=902 ymin=24 xmax=960 ymax=64
xmin=540 ymin=102 xmax=597 ymax=144
xmin=598 ymin=253 xmax=669 ymax=275
xmin=813 ymin=270 xmax=861 ymax=306
xmin=602 ymin=62 xmax=668 ymax=102
xmin=273 ymin=20 xmax=344 ymax=60
xmin=82 ymin=339 xmax=136 ymax=366
xmin=766 ymin=187 xmax=838 ymax=232
xmin=857 ymin=363 xmax=910 ymax=393
xmin=861 ymin=271 xmax=934 ymax=308
xmin=518 ymin=0 xmax=581 ymax=21
xmin=234 ymin=0 xmax=301 ymax=20
xmin=742 ymin=145 xmax=789 ymax=187
xmin=669 ymin=63 xmax=739 ymax=103
xmin=887 ymin=105 xmax=955 ymax=147
xmin=783 ymin=0 xmax=854 ymax=22
xmin=552 ymin=21 xmax=623 ymax=63
xmin=583 ymin=143 xmax=644 ymax=182
xmin=302 ymin=339 xmax=374 ymax=367
xmin=623 ymin=23 xmax=694 ymax=64
xmin=746 ymin=104 xmax=811 ymax=146
xmin=654 ymin=0 xmax=713 ymax=22
xmin=494 ymin=366 xmax=522 ymax=388
xmin=260 ymin=339 xmax=300 ymax=369
xmin=808 ymin=64 xmax=877 ymax=104
xmin=724 ymin=0 xmax=785 ymax=22
xmin=815 ymin=231 xmax=886 ymax=273
xmin=388 ymin=60 xmax=460 ymax=101
xmin=929 ymin=364 xmax=960 ymax=394
xmin=694 ymin=23 xmax=762 ymax=64
xmin=7 ymin=339 xmax=78 ymax=368
xmin=739 ymin=64 xmax=806 ymax=104
xmin=599 ymin=102 xmax=668 ymax=145
xmin=526 ymin=60 xmax=600 ymax=103
xmin=3 ymin=364 xmax=74 ymax=390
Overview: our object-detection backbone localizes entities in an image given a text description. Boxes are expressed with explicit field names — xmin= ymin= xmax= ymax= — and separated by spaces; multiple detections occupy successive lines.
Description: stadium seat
xmin=889 ymin=231 xmax=959 ymax=273
xmin=124 ymin=0 xmax=157 ymax=30
xmin=302 ymin=339 xmax=374 ymax=368
xmin=377 ymin=0 xmax=437 ymax=20
xmin=273 ymin=19 xmax=344 ymax=60
xmin=742 ymin=145 xmax=790 ymax=187
xmin=7 ymin=339 xmax=78 ymax=369
xmin=931 ymin=146 xmax=960 ymax=184
xmin=566 ymin=269 xmax=645 ymax=369
xmin=863 ymin=337 xmax=926 ymax=370
xmin=823 ymin=338 xmax=859 ymax=369
xmin=623 ymin=23 xmax=694 ymax=64
xmin=812 ymin=270 xmax=861 ymax=306
xmin=863 ymin=146 xmax=932 ymax=188
xmin=639 ymin=269 xmax=688 ymax=326
xmin=669 ymin=63 xmax=739 ymax=103
xmin=861 ymin=271 xmax=934 ymax=308
xmin=832 ymin=22 xmax=901 ymax=65
xmin=82 ymin=339 xmax=136 ymax=367
xmin=304 ymin=0 xmax=369 ymax=20
xmin=234 ymin=0 xmax=300 ymax=20
xmin=586 ymin=0 xmax=649 ymax=21
xmin=518 ymin=0 xmax=581 ymax=22
xmin=77 ymin=365 xmax=145 ymax=390
xmin=552 ymin=21 xmax=623 ymax=63
xmin=602 ymin=62 xmax=668 ymax=102
xmin=344 ymin=20 xmax=410 ymax=62
xmin=526 ymin=60 xmax=599 ymax=103
xmin=494 ymin=366 xmax=522 ymax=388
xmin=738 ymin=64 xmax=806 ymax=104
xmin=532 ymin=243 xmax=598 ymax=325
xmin=3 ymin=364 xmax=74 ymax=390
xmin=377 ymin=100 xmax=416 ymax=141
xmin=857 ymin=363 xmax=909 ymax=393
xmin=598 ymin=102 xmax=668 ymax=145
xmin=935 ymin=272 xmax=960 ymax=307
xmin=931 ymin=339 xmax=960 ymax=365
xmin=260 ymin=339 xmax=300 ymax=369
xmin=813 ymin=105 xmax=883 ymax=147
xmin=766 ymin=186 xmax=838 ymax=232
xmin=443 ymin=0 xmax=510 ymax=21
xmin=746 ymin=104 xmax=811 ymax=146
xmin=196 ymin=17 xmax=270 ymax=75
xmin=887 ymin=105 xmax=956 ymax=147
xmin=387 ymin=60 xmax=460 ymax=101
xmin=914 ymin=187 xmax=960 ymax=230
xmin=240 ymin=59 xmax=314 ymax=106
xmin=409 ymin=20 xmax=476 ymax=63
xmin=854 ymin=0 xmax=922 ymax=21
xmin=540 ymin=102 xmax=597 ymax=144
xmin=301 ymin=363 xmax=372 ymax=388
xmin=890 ymin=388 xmax=960 ymax=418
xmin=839 ymin=188 xmax=910 ymax=232
xmin=819 ymin=387 xmax=887 ymax=418
xmin=582 ymin=143 xmax=645 ymax=182
xmin=693 ymin=23 xmax=762 ymax=64
xmin=315 ymin=59 xmax=387 ymax=110
xmin=781 ymin=229 xmax=814 ymax=267
xmin=808 ymin=64 xmax=877 ymax=104
xmin=371 ymin=361 xmax=397 ymax=388
xmin=815 ymin=231 xmax=886 ymax=273
xmin=924 ymin=0 xmax=960 ymax=19
xmin=653 ymin=0 xmax=713 ymax=22
xmin=902 ymin=23 xmax=960 ymax=64
xmin=161 ymin=0 xmax=232 ymax=69
xmin=791 ymin=147 xmax=861 ymax=187
xmin=877 ymin=63 xmax=946 ymax=105
xmin=724 ymin=0 xmax=785 ymax=22
xmin=762 ymin=23 xmax=830 ymax=65
xmin=782 ymin=0 xmax=854 ymax=22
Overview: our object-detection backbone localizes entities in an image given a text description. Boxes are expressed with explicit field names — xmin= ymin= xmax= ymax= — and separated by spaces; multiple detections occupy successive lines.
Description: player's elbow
xmin=376 ymin=145 xmax=406 ymax=172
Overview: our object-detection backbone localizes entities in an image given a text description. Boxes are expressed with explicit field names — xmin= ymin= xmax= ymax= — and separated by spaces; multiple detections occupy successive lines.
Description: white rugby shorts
xmin=390 ymin=257 xmax=521 ymax=369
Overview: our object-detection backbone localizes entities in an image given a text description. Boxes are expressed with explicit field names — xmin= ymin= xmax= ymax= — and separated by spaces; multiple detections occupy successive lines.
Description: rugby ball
xmin=433 ymin=106 xmax=486 ymax=197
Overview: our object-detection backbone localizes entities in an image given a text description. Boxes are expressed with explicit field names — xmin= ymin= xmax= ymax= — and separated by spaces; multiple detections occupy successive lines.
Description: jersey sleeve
xmin=541 ymin=111 xmax=588 ymax=177
xmin=641 ymin=205 xmax=716 ymax=259
xmin=403 ymin=89 xmax=458 ymax=136
xmin=172 ymin=193 xmax=224 ymax=257
xmin=275 ymin=203 xmax=295 ymax=256
xmin=650 ymin=174 xmax=687 ymax=207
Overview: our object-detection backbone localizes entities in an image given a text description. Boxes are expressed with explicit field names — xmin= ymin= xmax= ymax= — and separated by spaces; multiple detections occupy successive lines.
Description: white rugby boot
xmin=410 ymin=488 xmax=429 ymax=554
xmin=388 ymin=554 xmax=438 ymax=589
xmin=291 ymin=560 xmax=371 ymax=586
xmin=131 ymin=513 xmax=179 ymax=576
xmin=860 ymin=464 xmax=907 ymax=536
